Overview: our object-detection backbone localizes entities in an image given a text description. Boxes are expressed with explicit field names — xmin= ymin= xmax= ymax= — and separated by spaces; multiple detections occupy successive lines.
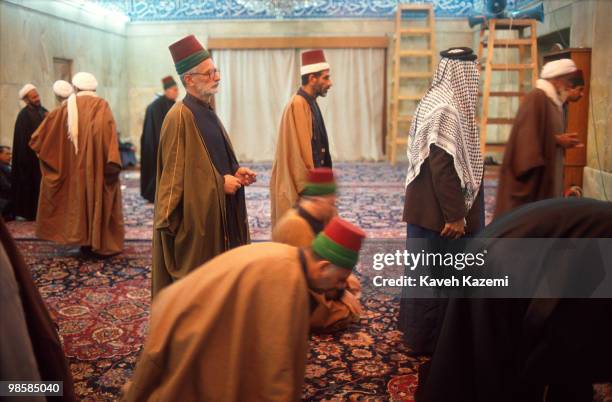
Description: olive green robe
xmin=152 ymin=101 xmax=249 ymax=297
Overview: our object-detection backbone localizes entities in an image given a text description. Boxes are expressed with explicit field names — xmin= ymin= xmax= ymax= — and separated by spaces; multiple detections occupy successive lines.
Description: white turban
xmin=72 ymin=72 xmax=98 ymax=91
xmin=53 ymin=80 xmax=74 ymax=99
xmin=67 ymin=72 xmax=98 ymax=154
xmin=541 ymin=59 xmax=577 ymax=79
xmin=18 ymin=83 xmax=37 ymax=99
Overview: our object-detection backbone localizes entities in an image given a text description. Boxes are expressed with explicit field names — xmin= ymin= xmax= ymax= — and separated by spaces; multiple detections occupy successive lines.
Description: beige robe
xmin=121 ymin=242 xmax=310 ymax=402
xmin=272 ymin=208 xmax=362 ymax=332
xmin=152 ymin=102 xmax=249 ymax=297
xmin=270 ymin=94 xmax=315 ymax=227
xmin=29 ymin=96 xmax=124 ymax=255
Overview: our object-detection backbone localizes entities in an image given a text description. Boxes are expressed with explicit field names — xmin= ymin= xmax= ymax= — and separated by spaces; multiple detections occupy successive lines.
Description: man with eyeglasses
xmin=152 ymin=34 xmax=256 ymax=297
xmin=270 ymin=49 xmax=333 ymax=227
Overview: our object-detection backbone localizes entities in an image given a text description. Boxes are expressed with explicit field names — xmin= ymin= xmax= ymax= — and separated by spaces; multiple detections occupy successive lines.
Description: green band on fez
xmin=302 ymin=183 xmax=336 ymax=196
xmin=175 ymin=49 xmax=210 ymax=75
xmin=312 ymin=233 xmax=358 ymax=269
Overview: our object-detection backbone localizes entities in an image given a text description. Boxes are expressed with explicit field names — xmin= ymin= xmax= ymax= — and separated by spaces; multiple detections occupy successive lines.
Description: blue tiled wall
xmin=95 ymin=0 xmax=535 ymax=21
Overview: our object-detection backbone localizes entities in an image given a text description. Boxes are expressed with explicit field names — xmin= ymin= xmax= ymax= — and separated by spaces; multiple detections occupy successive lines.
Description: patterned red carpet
xmin=12 ymin=163 xmax=609 ymax=401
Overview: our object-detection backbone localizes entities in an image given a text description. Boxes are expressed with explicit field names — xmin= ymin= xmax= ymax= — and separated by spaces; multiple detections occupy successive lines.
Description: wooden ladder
xmin=387 ymin=4 xmax=436 ymax=165
xmin=478 ymin=18 xmax=538 ymax=157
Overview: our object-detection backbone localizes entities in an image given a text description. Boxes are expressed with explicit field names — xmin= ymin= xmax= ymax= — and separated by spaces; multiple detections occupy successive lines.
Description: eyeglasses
xmin=187 ymin=68 xmax=220 ymax=80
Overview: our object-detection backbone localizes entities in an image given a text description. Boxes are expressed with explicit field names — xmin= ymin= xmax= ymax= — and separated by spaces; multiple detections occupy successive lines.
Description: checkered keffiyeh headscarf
xmin=405 ymin=47 xmax=484 ymax=211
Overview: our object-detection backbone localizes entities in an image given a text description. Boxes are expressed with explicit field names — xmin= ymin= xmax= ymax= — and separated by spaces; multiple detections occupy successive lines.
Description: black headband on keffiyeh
xmin=405 ymin=47 xmax=484 ymax=211
xmin=440 ymin=47 xmax=478 ymax=61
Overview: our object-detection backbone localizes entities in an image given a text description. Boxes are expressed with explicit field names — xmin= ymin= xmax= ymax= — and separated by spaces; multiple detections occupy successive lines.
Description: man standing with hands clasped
xmin=403 ymin=47 xmax=484 ymax=240
xmin=152 ymin=34 xmax=256 ymax=297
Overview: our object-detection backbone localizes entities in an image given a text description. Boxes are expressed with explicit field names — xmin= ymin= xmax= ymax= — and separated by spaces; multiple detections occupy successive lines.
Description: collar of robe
xmin=296 ymin=205 xmax=325 ymax=235
xmin=67 ymin=91 xmax=99 ymax=154
xmin=184 ymin=93 xmax=212 ymax=109
xmin=77 ymin=91 xmax=97 ymax=98
xmin=297 ymin=87 xmax=317 ymax=103
xmin=536 ymin=79 xmax=563 ymax=109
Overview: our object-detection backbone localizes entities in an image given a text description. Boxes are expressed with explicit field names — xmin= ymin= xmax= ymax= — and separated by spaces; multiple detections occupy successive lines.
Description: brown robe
xmin=29 ymin=96 xmax=124 ymax=255
xmin=494 ymin=88 xmax=565 ymax=218
xmin=152 ymin=101 xmax=249 ymax=297
xmin=270 ymin=94 xmax=315 ymax=227
xmin=0 ymin=218 xmax=76 ymax=402
xmin=272 ymin=207 xmax=362 ymax=332
xmin=121 ymin=243 xmax=310 ymax=402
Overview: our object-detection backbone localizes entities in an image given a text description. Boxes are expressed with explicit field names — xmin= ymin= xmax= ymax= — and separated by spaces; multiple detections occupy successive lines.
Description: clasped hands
xmin=224 ymin=167 xmax=257 ymax=194
xmin=441 ymin=218 xmax=466 ymax=239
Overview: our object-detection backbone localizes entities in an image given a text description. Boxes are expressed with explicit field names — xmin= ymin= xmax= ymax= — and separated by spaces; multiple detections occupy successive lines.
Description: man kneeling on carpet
xmin=121 ymin=217 xmax=366 ymax=402
xmin=273 ymin=167 xmax=362 ymax=332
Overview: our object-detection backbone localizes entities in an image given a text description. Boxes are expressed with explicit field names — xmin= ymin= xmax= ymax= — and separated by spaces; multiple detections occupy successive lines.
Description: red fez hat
xmin=301 ymin=49 xmax=330 ymax=76
xmin=169 ymin=35 xmax=210 ymax=75
xmin=308 ymin=168 xmax=334 ymax=183
xmin=162 ymin=75 xmax=177 ymax=89
xmin=302 ymin=168 xmax=336 ymax=196
xmin=312 ymin=217 xmax=366 ymax=269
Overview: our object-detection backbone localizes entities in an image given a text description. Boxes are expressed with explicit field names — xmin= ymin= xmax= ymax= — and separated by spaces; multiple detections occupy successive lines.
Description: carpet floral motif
xmin=12 ymin=163 xmax=608 ymax=401
xmin=7 ymin=163 xmax=499 ymax=241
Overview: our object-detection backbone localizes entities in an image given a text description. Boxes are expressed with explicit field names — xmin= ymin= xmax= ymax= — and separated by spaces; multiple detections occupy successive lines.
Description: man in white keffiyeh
xmin=402 ymin=47 xmax=484 ymax=240
xmin=399 ymin=48 xmax=485 ymax=356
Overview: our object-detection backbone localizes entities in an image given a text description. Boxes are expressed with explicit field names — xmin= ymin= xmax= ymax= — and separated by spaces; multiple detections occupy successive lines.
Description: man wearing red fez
xmin=140 ymin=75 xmax=179 ymax=202
xmin=122 ymin=217 xmax=365 ymax=402
xmin=270 ymin=49 xmax=333 ymax=227
xmin=152 ymin=34 xmax=256 ymax=297
xmin=272 ymin=167 xmax=362 ymax=332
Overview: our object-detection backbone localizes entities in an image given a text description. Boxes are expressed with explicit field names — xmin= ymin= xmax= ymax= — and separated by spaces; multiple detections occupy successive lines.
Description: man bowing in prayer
xmin=272 ymin=167 xmax=362 ymax=332
xmin=152 ymin=35 xmax=256 ymax=297
xmin=495 ymin=59 xmax=583 ymax=217
xmin=140 ymin=76 xmax=178 ymax=203
xmin=29 ymin=72 xmax=124 ymax=256
xmin=122 ymin=217 xmax=366 ymax=402
xmin=11 ymin=84 xmax=47 ymax=220
xmin=270 ymin=49 xmax=333 ymax=227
